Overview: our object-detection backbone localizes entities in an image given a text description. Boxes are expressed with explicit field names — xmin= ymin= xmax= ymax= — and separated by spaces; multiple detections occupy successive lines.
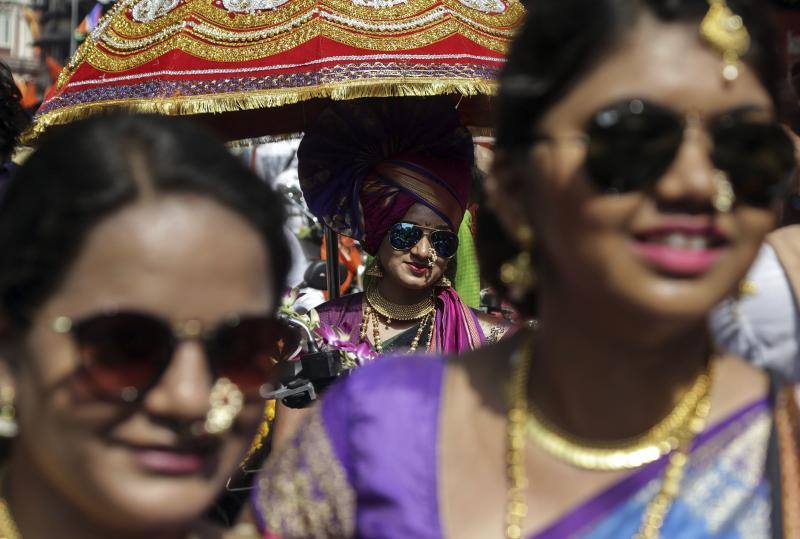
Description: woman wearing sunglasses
xmin=268 ymin=99 xmax=512 ymax=449
xmin=0 ymin=115 xmax=297 ymax=538
xmin=297 ymin=99 xmax=511 ymax=357
xmin=257 ymin=1 xmax=800 ymax=537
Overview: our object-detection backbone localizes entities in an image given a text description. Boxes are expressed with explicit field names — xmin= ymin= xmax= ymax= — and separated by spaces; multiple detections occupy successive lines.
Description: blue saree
xmin=255 ymin=355 xmax=797 ymax=538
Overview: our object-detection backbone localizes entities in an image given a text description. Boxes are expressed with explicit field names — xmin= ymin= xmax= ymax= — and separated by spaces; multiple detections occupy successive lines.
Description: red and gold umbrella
xmin=26 ymin=0 xmax=524 ymax=142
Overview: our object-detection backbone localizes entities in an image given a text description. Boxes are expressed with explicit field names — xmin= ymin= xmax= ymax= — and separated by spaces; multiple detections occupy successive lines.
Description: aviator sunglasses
xmin=389 ymin=222 xmax=459 ymax=259
xmin=534 ymin=98 xmax=797 ymax=207
xmin=52 ymin=311 xmax=301 ymax=401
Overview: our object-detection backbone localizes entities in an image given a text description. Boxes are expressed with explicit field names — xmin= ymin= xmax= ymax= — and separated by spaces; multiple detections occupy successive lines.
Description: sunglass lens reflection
xmin=390 ymin=223 xmax=423 ymax=250
xmin=73 ymin=312 xmax=173 ymax=395
xmin=430 ymin=231 xmax=459 ymax=258
xmin=711 ymin=121 xmax=796 ymax=207
xmin=585 ymin=101 xmax=684 ymax=193
xmin=209 ymin=317 xmax=302 ymax=391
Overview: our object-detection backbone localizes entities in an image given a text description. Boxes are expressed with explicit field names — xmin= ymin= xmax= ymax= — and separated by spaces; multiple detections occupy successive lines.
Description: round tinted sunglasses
xmin=388 ymin=222 xmax=459 ymax=259
xmin=52 ymin=311 xmax=301 ymax=401
xmin=534 ymin=99 xmax=797 ymax=207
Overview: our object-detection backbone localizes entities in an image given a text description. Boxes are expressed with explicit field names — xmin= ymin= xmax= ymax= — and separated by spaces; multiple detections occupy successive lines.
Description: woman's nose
xmin=653 ymin=129 xmax=717 ymax=209
xmin=141 ymin=341 xmax=213 ymax=422
xmin=410 ymin=234 xmax=432 ymax=257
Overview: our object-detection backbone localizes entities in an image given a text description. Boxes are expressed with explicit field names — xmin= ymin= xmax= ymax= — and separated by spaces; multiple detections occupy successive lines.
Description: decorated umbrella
xmin=25 ymin=0 xmax=524 ymax=297
xmin=25 ymin=0 xmax=524 ymax=144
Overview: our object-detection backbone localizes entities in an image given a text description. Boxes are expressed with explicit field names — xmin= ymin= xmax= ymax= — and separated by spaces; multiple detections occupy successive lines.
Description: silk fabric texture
xmin=255 ymin=355 xmax=790 ymax=538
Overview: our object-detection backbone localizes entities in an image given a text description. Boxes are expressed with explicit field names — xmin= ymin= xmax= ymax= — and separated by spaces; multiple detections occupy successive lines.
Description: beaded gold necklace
xmin=361 ymin=282 xmax=436 ymax=354
xmin=365 ymin=281 xmax=435 ymax=322
xmin=505 ymin=334 xmax=713 ymax=539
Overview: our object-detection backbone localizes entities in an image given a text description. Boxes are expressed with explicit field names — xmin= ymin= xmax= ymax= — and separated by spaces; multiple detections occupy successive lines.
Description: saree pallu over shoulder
xmin=256 ymin=406 xmax=356 ymax=538
xmin=312 ymin=289 xmax=494 ymax=353
xmin=256 ymin=355 xmax=446 ymax=539
xmin=431 ymin=287 xmax=486 ymax=353
xmin=534 ymin=399 xmax=773 ymax=539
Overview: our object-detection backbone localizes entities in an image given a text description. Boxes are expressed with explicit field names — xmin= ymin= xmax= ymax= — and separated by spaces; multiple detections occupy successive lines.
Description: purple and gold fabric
xmin=255 ymin=355 xmax=790 ymax=539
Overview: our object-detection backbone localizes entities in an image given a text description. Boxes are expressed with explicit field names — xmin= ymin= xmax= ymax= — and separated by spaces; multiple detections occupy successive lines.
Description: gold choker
xmin=504 ymin=334 xmax=714 ymax=539
xmin=526 ymin=362 xmax=713 ymax=471
xmin=365 ymin=282 xmax=435 ymax=322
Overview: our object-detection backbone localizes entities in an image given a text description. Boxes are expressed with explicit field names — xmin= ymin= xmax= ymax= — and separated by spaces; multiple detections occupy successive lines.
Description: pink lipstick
xmin=632 ymin=222 xmax=729 ymax=277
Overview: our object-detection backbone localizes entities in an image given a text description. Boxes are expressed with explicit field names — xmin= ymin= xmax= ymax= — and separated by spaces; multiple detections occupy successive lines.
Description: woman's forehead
xmin=401 ymin=203 xmax=451 ymax=229
xmin=537 ymin=19 xmax=772 ymax=132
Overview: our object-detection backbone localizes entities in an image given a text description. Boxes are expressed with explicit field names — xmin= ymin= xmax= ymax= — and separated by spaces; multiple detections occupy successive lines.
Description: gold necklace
xmin=364 ymin=281 xmax=435 ymax=322
xmin=526 ymin=362 xmax=712 ymax=471
xmin=505 ymin=334 xmax=713 ymax=539
xmin=359 ymin=306 xmax=435 ymax=354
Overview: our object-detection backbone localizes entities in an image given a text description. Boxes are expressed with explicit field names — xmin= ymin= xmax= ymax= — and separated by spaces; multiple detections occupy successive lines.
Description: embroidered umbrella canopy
xmin=25 ymin=0 xmax=524 ymax=143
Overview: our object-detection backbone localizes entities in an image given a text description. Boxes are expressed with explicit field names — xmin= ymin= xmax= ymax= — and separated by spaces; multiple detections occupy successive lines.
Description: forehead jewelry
xmin=700 ymin=0 xmax=751 ymax=82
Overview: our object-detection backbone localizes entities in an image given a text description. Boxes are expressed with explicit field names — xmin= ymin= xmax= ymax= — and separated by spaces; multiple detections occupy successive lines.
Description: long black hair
xmin=479 ymin=0 xmax=781 ymax=315
xmin=0 ymin=114 xmax=290 ymax=328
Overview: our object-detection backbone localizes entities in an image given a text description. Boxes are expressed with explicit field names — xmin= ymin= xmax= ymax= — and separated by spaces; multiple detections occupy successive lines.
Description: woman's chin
xmin=398 ymin=274 xmax=436 ymax=290
xmin=609 ymin=270 xmax=734 ymax=326
xmin=79 ymin=477 xmax=217 ymax=532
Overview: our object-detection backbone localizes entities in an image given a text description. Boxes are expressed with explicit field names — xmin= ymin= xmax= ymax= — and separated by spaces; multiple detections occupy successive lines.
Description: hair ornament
xmin=700 ymin=0 xmax=751 ymax=82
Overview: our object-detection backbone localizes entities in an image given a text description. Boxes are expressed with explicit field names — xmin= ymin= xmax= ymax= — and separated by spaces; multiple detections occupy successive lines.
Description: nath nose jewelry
xmin=713 ymin=170 xmax=735 ymax=213
xmin=427 ymin=248 xmax=438 ymax=268
xmin=205 ymin=377 xmax=244 ymax=435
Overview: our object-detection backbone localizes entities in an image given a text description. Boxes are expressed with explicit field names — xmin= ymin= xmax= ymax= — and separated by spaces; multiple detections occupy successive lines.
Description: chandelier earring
xmin=204 ymin=378 xmax=244 ymax=435
xmin=500 ymin=225 xmax=536 ymax=302
xmin=436 ymin=275 xmax=453 ymax=288
xmin=0 ymin=386 xmax=17 ymax=438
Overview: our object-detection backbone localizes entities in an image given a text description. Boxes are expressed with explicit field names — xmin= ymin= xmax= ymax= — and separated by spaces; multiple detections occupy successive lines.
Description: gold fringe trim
xmin=226 ymin=132 xmax=304 ymax=149
xmin=22 ymin=77 xmax=497 ymax=145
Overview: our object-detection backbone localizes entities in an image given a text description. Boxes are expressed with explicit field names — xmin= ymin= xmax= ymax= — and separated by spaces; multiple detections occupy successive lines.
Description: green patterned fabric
xmin=454 ymin=211 xmax=480 ymax=309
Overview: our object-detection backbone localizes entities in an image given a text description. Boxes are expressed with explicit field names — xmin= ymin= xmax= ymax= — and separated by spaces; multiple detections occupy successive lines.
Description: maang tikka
xmin=700 ymin=0 xmax=751 ymax=82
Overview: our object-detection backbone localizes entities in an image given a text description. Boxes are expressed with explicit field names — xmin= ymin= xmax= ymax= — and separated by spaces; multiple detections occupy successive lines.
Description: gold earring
xmin=500 ymin=225 xmax=536 ymax=301
xmin=713 ymin=170 xmax=735 ymax=213
xmin=204 ymin=378 xmax=244 ymax=435
xmin=700 ymin=0 xmax=751 ymax=82
xmin=436 ymin=276 xmax=453 ymax=288
xmin=365 ymin=259 xmax=384 ymax=278
xmin=0 ymin=386 xmax=17 ymax=438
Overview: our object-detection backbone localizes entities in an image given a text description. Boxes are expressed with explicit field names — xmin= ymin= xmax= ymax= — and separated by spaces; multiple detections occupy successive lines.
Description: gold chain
xmin=364 ymin=281 xmax=435 ymax=322
xmin=505 ymin=334 xmax=714 ymax=539
xmin=526 ymin=363 xmax=712 ymax=471
xmin=359 ymin=306 xmax=435 ymax=355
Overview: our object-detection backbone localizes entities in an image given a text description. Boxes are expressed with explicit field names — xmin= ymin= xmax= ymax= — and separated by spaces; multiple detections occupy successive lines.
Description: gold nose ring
xmin=712 ymin=170 xmax=735 ymax=213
